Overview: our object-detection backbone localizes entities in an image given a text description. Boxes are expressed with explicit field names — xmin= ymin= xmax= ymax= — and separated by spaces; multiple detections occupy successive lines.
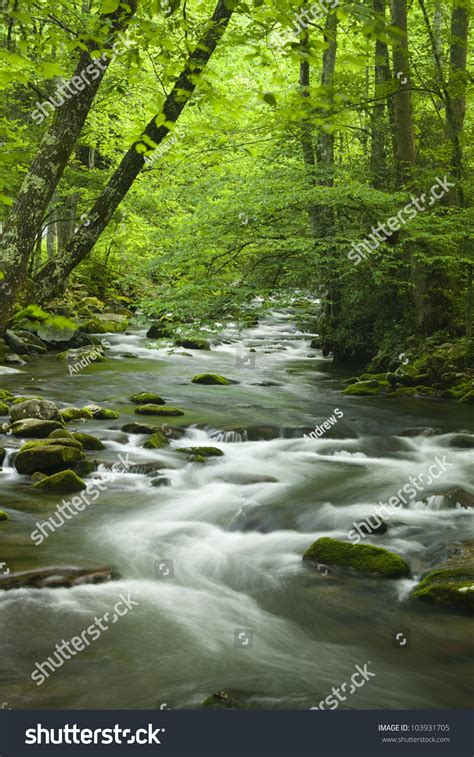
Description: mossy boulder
xmin=303 ymin=537 xmax=410 ymax=578
xmin=134 ymin=404 xmax=184 ymax=416
xmin=386 ymin=387 xmax=417 ymax=397
xmin=9 ymin=398 xmax=61 ymax=423
xmin=72 ymin=432 xmax=105 ymax=450
xmin=121 ymin=422 xmax=158 ymax=434
xmin=129 ymin=392 xmax=165 ymax=405
xmin=411 ymin=568 xmax=474 ymax=613
xmin=14 ymin=444 xmax=85 ymax=475
xmin=33 ymin=469 xmax=87 ymax=494
xmin=146 ymin=321 xmax=174 ymax=339
xmin=143 ymin=431 xmax=170 ymax=449
xmin=191 ymin=373 xmax=232 ymax=385
xmin=202 ymin=691 xmax=239 ymax=710
xmin=0 ymin=390 xmax=14 ymax=402
xmin=342 ymin=381 xmax=382 ymax=397
xmin=174 ymin=337 xmax=210 ymax=350
xmin=20 ymin=438 xmax=83 ymax=452
xmin=0 ymin=402 xmax=9 ymax=415
xmin=48 ymin=428 xmax=74 ymax=439
xmin=60 ymin=407 xmax=94 ymax=422
xmin=81 ymin=314 xmax=128 ymax=334
xmin=8 ymin=419 xmax=64 ymax=437
xmin=83 ymin=405 xmax=119 ymax=420
xmin=0 ymin=511 xmax=8 ymax=522
xmin=177 ymin=446 xmax=224 ymax=458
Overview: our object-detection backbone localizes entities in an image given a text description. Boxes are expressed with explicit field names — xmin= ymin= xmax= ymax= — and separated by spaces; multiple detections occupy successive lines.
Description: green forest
xmin=0 ymin=0 xmax=473 ymax=717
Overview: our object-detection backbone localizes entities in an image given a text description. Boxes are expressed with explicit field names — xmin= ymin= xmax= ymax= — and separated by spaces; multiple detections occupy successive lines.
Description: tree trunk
xmin=370 ymin=0 xmax=391 ymax=188
xmin=390 ymin=0 xmax=416 ymax=184
xmin=446 ymin=0 xmax=469 ymax=202
xmin=466 ymin=263 xmax=473 ymax=339
xmin=33 ymin=0 xmax=235 ymax=304
xmin=299 ymin=31 xmax=318 ymax=239
xmin=0 ymin=1 xmax=137 ymax=333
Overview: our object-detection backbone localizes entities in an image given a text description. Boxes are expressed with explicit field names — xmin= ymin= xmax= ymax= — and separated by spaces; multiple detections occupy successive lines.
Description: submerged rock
xmin=303 ymin=537 xmax=410 ymax=578
xmin=33 ymin=469 xmax=86 ymax=493
xmin=177 ymin=446 xmax=224 ymax=458
xmin=8 ymin=419 xmax=64 ymax=437
xmin=191 ymin=373 xmax=233 ymax=385
xmin=0 ymin=566 xmax=120 ymax=591
xmin=448 ymin=434 xmax=474 ymax=449
xmin=202 ymin=691 xmax=239 ymax=710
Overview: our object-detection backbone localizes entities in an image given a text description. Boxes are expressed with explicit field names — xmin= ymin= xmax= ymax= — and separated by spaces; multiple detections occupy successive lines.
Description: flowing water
xmin=0 ymin=310 xmax=473 ymax=710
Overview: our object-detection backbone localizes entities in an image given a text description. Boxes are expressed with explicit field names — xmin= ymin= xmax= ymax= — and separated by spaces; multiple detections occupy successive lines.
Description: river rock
xmin=134 ymin=404 xmax=184 ymax=416
xmin=5 ymin=330 xmax=47 ymax=355
xmin=448 ymin=434 xmax=474 ymax=449
xmin=8 ymin=419 xmax=65 ymax=437
xmin=33 ymin=469 xmax=87 ymax=493
xmin=174 ymin=338 xmax=210 ymax=350
xmin=303 ymin=537 xmax=410 ymax=578
xmin=83 ymin=405 xmax=120 ymax=420
xmin=129 ymin=392 xmax=165 ymax=405
xmin=146 ymin=322 xmax=173 ymax=339
xmin=121 ymin=422 xmax=158 ymax=434
xmin=9 ymin=398 xmax=61 ymax=423
xmin=0 ymin=566 xmax=120 ymax=591
xmin=0 ymin=402 xmax=8 ymax=415
xmin=71 ymin=432 xmax=105 ymax=450
xmin=81 ymin=314 xmax=128 ymax=334
xmin=411 ymin=543 xmax=474 ymax=613
xmin=192 ymin=373 xmax=233 ymax=385
xmin=14 ymin=443 xmax=85 ymax=475
xmin=60 ymin=407 xmax=94 ymax=422
xmin=177 ymin=446 xmax=223 ymax=458
xmin=202 ymin=691 xmax=239 ymax=710
xmin=143 ymin=431 xmax=169 ymax=449
xmin=0 ymin=510 xmax=8 ymax=521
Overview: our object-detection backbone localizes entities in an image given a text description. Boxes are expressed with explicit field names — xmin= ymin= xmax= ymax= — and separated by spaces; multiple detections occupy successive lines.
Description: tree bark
xmin=33 ymin=0 xmax=235 ymax=304
xmin=0 ymin=1 xmax=137 ymax=333
xmin=390 ymin=0 xmax=416 ymax=184
xmin=370 ymin=0 xmax=391 ymax=188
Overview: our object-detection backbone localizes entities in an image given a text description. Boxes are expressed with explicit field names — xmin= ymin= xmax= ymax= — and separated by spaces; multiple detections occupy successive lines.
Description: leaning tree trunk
xmin=33 ymin=0 xmax=235 ymax=304
xmin=0 ymin=1 xmax=137 ymax=333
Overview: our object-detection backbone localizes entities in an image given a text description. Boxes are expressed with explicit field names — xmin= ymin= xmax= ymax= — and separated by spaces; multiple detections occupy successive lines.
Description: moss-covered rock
xmin=191 ymin=373 xmax=232 ymax=385
xmin=8 ymin=419 xmax=65 ymax=437
xmin=129 ymin=392 xmax=165 ymax=405
xmin=342 ymin=381 xmax=382 ymax=397
xmin=411 ymin=568 xmax=474 ymax=613
xmin=386 ymin=387 xmax=417 ymax=397
xmin=174 ymin=337 xmax=210 ymax=350
xmin=60 ymin=407 xmax=94 ymax=422
xmin=81 ymin=314 xmax=128 ymax=334
xmin=202 ymin=691 xmax=239 ymax=710
xmin=33 ymin=469 xmax=87 ymax=494
xmin=303 ymin=537 xmax=410 ymax=578
xmin=9 ymin=398 xmax=61 ymax=423
xmin=48 ymin=428 xmax=74 ymax=439
xmin=0 ymin=510 xmax=8 ymax=522
xmin=143 ymin=431 xmax=169 ymax=449
xmin=177 ymin=446 xmax=224 ymax=458
xmin=72 ymin=432 xmax=105 ymax=450
xmin=0 ymin=402 xmax=9 ymax=415
xmin=20 ymin=438 xmax=83 ymax=452
xmin=83 ymin=405 xmax=119 ymax=420
xmin=14 ymin=444 xmax=85 ymax=475
xmin=121 ymin=422 xmax=158 ymax=434
xmin=134 ymin=404 xmax=184 ymax=416
xmin=0 ymin=390 xmax=14 ymax=402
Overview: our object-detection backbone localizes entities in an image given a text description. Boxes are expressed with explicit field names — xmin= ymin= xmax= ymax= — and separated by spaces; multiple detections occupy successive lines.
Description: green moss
xmin=411 ymin=567 xmax=474 ymax=612
xmin=14 ymin=444 xmax=85 ymax=475
xmin=202 ymin=692 xmax=239 ymax=710
xmin=143 ymin=431 xmax=169 ymax=449
xmin=48 ymin=428 xmax=74 ymax=439
xmin=386 ymin=387 xmax=417 ymax=397
xmin=0 ymin=510 xmax=8 ymax=522
xmin=342 ymin=381 xmax=381 ymax=396
xmin=72 ymin=432 xmax=105 ymax=450
xmin=0 ymin=390 xmax=14 ymax=402
xmin=460 ymin=390 xmax=474 ymax=405
xmin=414 ymin=385 xmax=437 ymax=397
xmin=191 ymin=373 xmax=232 ymax=385
xmin=21 ymin=438 xmax=83 ymax=451
xmin=177 ymin=446 xmax=224 ymax=458
xmin=174 ymin=338 xmax=210 ymax=350
xmin=303 ymin=537 xmax=410 ymax=578
xmin=60 ymin=407 xmax=94 ymax=422
xmin=33 ymin=469 xmax=86 ymax=494
xmin=83 ymin=405 xmax=119 ymax=420
xmin=134 ymin=404 xmax=184 ymax=416
xmin=0 ymin=402 xmax=9 ymax=415
xmin=129 ymin=392 xmax=165 ymax=405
